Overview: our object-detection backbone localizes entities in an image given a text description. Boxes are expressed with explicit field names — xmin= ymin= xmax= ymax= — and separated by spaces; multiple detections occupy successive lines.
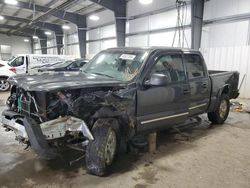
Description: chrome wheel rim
xmin=219 ymin=99 xmax=228 ymax=119
xmin=104 ymin=130 xmax=116 ymax=165
xmin=0 ymin=80 xmax=10 ymax=91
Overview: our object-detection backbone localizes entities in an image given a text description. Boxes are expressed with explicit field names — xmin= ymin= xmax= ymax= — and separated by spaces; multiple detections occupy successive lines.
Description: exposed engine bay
xmin=2 ymin=84 xmax=135 ymax=159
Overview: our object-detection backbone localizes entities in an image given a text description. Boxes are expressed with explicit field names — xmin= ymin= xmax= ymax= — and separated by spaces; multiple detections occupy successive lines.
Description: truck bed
xmin=208 ymin=69 xmax=239 ymax=112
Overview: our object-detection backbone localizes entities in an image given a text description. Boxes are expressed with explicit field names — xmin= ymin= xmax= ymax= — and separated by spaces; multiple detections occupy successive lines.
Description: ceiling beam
xmin=89 ymin=0 xmax=126 ymax=47
xmin=0 ymin=0 xmax=85 ymax=24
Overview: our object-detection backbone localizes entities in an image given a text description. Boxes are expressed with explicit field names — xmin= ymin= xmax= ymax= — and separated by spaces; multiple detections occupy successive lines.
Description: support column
xmin=30 ymin=37 xmax=34 ymax=54
xmin=76 ymin=15 xmax=87 ymax=58
xmin=40 ymin=38 xmax=48 ymax=54
xmin=55 ymin=33 xmax=64 ymax=55
xmin=114 ymin=1 xmax=126 ymax=47
xmin=191 ymin=0 xmax=204 ymax=50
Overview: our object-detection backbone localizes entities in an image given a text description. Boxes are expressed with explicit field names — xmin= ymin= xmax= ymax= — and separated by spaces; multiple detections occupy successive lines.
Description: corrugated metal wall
xmin=200 ymin=46 xmax=250 ymax=98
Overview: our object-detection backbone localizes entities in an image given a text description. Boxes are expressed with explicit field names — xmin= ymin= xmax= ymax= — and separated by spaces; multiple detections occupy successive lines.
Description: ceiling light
xmin=24 ymin=39 xmax=29 ymax=42
xmin=45 ymin=31 xmax=52 ymax=36
xmin=139 ymin=0 xmax=153 ymax=5
xmin=62 ymin=25 xmax=70 ymax=30
xmin=4 ymin=0 xmax=18 ymax=5
xmin=89 ymin=15 xmax=100 ymax=21
xmin=33 ymin=36 xmax=38 ymax=39
xmin=0 ymin=15 xmax=4 ymax=20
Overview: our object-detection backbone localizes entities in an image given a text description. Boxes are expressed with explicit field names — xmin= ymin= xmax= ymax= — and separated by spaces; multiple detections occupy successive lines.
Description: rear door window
xmin=184 ymin=54 xmax=205 ymax=79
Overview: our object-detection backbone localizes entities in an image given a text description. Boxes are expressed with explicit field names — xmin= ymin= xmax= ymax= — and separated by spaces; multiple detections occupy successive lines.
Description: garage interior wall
xmin=0 ymin=34 xmax=31 ymax=60
xmin=27 ymin=0 xmax=250 ymax=98
xmin=200 ymin=0 xmax=250 ymax=98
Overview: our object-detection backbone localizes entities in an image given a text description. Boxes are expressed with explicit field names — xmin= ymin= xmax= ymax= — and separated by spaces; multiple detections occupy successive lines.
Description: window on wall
xmin=0 ymin=45 xmax=11 ymax=61
xmin=184 ymin=54 xmax=205 ymax=79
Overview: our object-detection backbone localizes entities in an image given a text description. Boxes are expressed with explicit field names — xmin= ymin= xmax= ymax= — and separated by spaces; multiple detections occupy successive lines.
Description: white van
xmin=7 ymin=54 xmax=68 ymax=74
xmin=0 ymin=54 xmax=70 ymax=91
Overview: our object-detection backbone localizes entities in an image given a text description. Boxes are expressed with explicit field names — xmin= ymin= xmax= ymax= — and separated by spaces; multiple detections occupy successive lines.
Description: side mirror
xmin=144 ymin=73 xmax=169 ymax=86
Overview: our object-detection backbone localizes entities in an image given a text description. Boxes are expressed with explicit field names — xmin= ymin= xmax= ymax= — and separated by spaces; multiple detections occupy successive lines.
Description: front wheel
xmin=208 ymin=94 xmax=230 ymax=124
xmin=86 ymin=119 xmax=118 ymax=176
xmin=0 ymin=78 xmax=10 ymax=92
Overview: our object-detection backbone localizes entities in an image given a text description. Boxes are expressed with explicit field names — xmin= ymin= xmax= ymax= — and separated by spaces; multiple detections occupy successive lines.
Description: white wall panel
xmin=47 ymin=39 xmax=57 ymax=54
xmin=66 ymin=44 xmax=80 ymax=58
xmin=200 ymin=46 xmax=250 ymax=98
xmin=149 ymin=29 xmax=191 ymax=48
xmin=127 ymin=0 xmax=176 ymax=17
xmin=127 ymin=17 xmax=149 ymax=33
xmin=87 ymin=41 xmax=101 ymax=57
xmin=0 ymin=34 xmax=31 ymax=57
xmin=101 ymin=39 xmax=116 ymax=50
xmin=150 ymin=7 xmax=191 ymax=30
xmin=127 ymin=35 xmax=148 ymax=47
xmin=204 ymin=0 xmax=250 ymax=20
xmin=100 ymin=25 xmax=116 ymax=38
xmin=201 ymin=21 xmax=249 ymax=48
xmin=67 ymin=33 xmax=79 ymax=43
xmin=87 ymin=28 xmax=100 ymax=40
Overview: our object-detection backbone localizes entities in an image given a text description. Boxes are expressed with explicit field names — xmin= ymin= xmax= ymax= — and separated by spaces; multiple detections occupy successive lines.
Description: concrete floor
xmin=0 ymin=92 xmax=250 ymax=188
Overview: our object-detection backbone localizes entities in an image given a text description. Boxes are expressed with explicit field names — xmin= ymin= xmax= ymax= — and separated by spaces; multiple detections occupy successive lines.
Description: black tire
xmin=86 ymin=119 xmax=119 ymax=176
xmin=0 ymin=78 xmax=10 ymax=92
xmin=208 ymin=94 xmax=230 ymax=124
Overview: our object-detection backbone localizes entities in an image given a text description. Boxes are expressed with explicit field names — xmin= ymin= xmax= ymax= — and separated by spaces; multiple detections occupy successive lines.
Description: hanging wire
xmin=172 ymin=0 xmax=189 ymax=48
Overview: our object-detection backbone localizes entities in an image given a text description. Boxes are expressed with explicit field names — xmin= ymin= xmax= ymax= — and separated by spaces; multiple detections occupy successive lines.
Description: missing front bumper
xmin=1 ymin=110 xmax=94 ymax=159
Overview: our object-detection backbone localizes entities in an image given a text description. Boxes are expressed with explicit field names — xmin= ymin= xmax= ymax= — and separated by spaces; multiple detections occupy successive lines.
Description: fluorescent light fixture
xmin=62 ymin=25 xmax=70 ymax=30
xmin=45 ymin=31 xmax=52 ymax=36
xmin=89 ymin=15 xmax=100 ymax=21
xmin=24 ymin=39 xmax=29 ymax=42
xmin=0 ymin=15 xmax=4 ymax=20
xmin=4 ymin=0 xmax=18 ymax=5
xmin=139 ymin=0 xmax=153 ymax=5
xmin=33 ymin=36 xmax=38 ymax=39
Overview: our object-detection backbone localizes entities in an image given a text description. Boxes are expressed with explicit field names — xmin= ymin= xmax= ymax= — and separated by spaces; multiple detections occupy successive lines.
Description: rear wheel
xmin=208 ymin=94 xmax=230 ymax=124
xmin=86 ymin=119 xmax=118 ymax=176
xmin=0 ymin=78 xmax=10 ymax=92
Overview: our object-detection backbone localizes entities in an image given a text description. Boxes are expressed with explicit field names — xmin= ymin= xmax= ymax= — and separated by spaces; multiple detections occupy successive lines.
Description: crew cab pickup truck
xmin=1 ymin=47 xmax=239 ymax=176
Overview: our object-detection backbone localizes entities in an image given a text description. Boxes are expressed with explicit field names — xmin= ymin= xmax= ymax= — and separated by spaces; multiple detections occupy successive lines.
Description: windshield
xmin=52 ymin=61 xmax=72 ymax=68
xmin=82 ymin=50 xmax=149 ymax=81
xmin=7 ymin=56 xmax=17 ymax=66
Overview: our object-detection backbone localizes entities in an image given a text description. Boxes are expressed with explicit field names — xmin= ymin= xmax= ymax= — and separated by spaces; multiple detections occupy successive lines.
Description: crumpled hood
xmin=8 ymin=72 xmax=125 ymax=91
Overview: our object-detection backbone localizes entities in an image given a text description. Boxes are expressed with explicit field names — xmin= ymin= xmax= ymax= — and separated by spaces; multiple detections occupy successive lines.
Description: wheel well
xmin=222 ymin=85 xmax=230 ymax=95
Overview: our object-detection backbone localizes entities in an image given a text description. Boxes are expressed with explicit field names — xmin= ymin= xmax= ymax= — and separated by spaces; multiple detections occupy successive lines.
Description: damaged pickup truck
xmin=1 ymin=47 xmax=239 ymax=176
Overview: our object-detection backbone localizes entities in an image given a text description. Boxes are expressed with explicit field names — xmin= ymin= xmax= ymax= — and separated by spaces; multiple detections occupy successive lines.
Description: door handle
xmin=202 ymin=83 xmax=207 ymax=88
xmin=183 ymin=89 xmax=190 ymax=94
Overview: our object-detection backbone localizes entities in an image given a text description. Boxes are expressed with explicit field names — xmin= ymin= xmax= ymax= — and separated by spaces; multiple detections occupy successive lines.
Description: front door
xmin=137 ymin=52 xmax=190 ymax=132
xmin=13 ymin=56 xmax=26 ymax=74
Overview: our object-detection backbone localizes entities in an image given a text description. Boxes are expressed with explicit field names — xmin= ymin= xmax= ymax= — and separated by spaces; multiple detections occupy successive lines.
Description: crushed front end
xmin=1 ymin=87 xmax=100 ymax=159
xmin=1 ymin=83 xmax=135 ymax=160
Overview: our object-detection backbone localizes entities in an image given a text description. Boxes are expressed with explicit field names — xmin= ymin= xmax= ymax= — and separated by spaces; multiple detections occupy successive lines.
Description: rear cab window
xmin=183 ymin=54 xmax=206 ymax=80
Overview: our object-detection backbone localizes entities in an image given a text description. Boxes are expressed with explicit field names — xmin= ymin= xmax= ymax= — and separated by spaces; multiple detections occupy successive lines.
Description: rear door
xmin=183 ymin=53 xmax=210 ymax=116
xmin=137 ymin=51 xmax=190 ymax=132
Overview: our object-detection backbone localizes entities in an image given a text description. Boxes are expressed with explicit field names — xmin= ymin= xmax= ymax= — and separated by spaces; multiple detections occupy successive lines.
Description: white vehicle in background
xmin=0 ymin=54 xmax=71 ymax=92
xmin=0 ymin=62 xmax=15 ymax=91
xmin=7 ymin=54 xmax=69 ymax=74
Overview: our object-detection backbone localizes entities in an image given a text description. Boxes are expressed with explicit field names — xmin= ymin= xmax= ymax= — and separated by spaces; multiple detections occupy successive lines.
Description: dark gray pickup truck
xmin=1 ymin=47 xmax=239 ymax=176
